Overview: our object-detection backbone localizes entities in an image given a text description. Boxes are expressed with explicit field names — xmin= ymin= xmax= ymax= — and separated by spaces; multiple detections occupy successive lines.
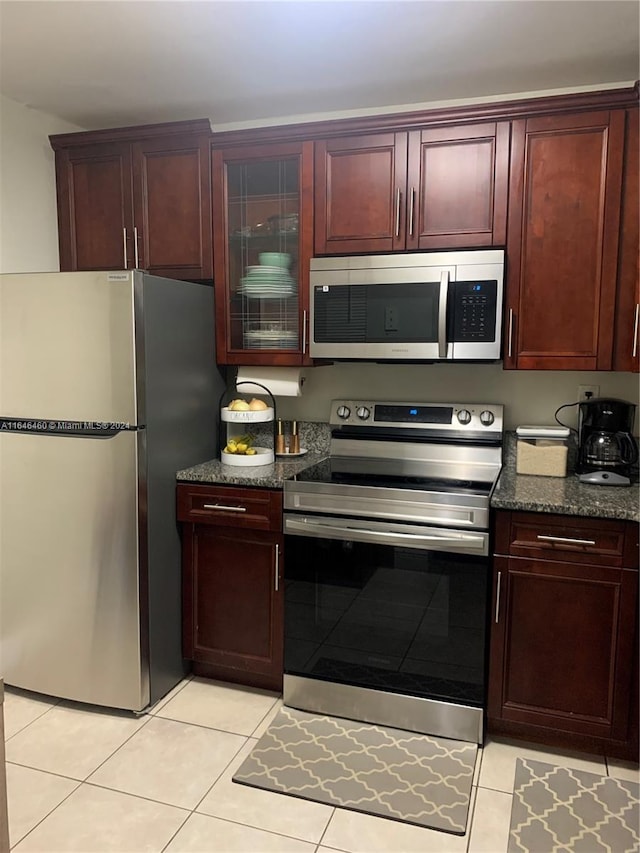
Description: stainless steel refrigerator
xmin=0 ymin=270 xmax=225 ymax=711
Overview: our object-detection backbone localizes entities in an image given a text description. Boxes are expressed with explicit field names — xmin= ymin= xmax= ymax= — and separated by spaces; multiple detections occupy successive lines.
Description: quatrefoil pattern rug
xmin=508 ymin=757 xmax=639 ymax=853
xmin=232 ymin=705 xmax=477 ymax=834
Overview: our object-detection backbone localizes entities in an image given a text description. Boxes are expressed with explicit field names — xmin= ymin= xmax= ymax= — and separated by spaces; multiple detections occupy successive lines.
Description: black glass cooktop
xmin=290 ymin=458 xmax=493 ymax=496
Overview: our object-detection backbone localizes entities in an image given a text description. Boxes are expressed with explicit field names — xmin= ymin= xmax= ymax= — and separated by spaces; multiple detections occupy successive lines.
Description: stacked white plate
xmin=244 ymin=329 xmax=298 ymax=349
xmin=239 ymin=265 xmax=296 ymax=299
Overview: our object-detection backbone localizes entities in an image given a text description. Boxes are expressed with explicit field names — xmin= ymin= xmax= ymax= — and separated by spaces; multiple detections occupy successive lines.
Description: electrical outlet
xmin=578 ymin=384 xmax=600 ymax=402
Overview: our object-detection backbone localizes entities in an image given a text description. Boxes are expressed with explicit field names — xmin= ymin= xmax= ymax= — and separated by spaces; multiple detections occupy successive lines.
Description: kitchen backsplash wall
xmin=275 ymin=363 xmax=640 ymax=433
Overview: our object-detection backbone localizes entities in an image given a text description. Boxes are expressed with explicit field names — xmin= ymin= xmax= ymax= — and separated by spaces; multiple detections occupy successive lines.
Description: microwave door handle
xmin=438 ymin=271 xmax=449 ymax=359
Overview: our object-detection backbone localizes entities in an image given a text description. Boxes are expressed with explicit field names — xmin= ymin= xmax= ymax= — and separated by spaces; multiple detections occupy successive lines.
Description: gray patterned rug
xmin=232 ymin=705 xmax=477 ymax=834
xmin=508 ymin=757 xmax=640 ymax=853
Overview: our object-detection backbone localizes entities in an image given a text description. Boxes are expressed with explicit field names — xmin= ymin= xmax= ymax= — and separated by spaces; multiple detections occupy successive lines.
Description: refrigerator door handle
xmin=0 ymin=418 xmax=142 ymax=438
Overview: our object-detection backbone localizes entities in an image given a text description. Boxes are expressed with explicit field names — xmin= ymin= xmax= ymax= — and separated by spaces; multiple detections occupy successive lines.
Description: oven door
xmin=283 ymin=513 xmax=490 ymax=728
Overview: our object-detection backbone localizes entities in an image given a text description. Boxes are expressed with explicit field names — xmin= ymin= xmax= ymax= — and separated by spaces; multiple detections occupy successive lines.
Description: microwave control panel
xmin=450 ymin=281 xmax=497 ymax=342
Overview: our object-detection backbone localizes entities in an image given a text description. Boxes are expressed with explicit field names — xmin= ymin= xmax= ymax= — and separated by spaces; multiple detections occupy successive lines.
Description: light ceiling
xmin=0 ymin=0 xmax=638 ymax=131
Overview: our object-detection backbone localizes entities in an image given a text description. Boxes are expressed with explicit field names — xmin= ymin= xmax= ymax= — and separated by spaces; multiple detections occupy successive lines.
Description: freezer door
xmin=0 ymin=271 xmax=138 ymax=424
xmin=0 ymin=429 xmax=146 ymax=710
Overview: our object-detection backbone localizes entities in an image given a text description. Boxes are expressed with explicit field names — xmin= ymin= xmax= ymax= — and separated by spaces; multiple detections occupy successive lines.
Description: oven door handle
xmin=284 ymin=517 xmax=486 ymax=552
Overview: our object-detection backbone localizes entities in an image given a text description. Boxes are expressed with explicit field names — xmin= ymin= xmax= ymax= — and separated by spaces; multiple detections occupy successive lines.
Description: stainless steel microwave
xmin=309 ymin=249 xmax=505 ymax=361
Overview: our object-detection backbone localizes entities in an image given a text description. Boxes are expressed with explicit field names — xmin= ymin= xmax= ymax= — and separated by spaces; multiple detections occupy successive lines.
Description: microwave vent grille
xmin=314 ymin=286 xmax=366 ymax=343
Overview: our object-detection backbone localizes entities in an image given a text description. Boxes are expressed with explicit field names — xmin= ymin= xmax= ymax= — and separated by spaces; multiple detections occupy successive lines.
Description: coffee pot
xmin=577 ymin=398 xmax=638 ymax=486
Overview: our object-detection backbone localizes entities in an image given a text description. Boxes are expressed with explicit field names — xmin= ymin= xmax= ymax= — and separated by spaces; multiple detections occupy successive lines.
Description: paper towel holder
xmin=235 ymin=367 xmax=306 ymax=397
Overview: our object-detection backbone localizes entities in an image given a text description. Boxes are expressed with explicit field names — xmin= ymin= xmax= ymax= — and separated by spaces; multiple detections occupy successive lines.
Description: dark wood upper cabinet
xmin=131 ymin=134 xmax=212 ymax=279
xmin=405 ymin=123 xmax=509 ymax=250
xmin=314 ymin=132 xmax=408 ymax=254
xmin=504 ymin=110 xmax=626 ymax=370
xmin=314 ymin=122 xmax=509 ymax=255
xmin=613 ymin=108 xmax=639 ymax=373
xmin=51 ymin=120 xmax=212 ymax=280
xmin=212 ymin=140 xmax=314 ymax=366
xmin=48 ymin=87 xmax=638 ymax=373
xmin=54 ymin=142 xmax=132 ymax=272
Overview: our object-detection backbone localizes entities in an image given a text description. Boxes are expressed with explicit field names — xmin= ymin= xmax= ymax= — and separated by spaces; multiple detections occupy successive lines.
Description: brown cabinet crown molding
xmin=210 ymin=84 xmax=639 ymax=147
xmin=48 ymin=85 xmax=638 ymax=152
xmin=50 ymin=118 xmax=213 ymax=149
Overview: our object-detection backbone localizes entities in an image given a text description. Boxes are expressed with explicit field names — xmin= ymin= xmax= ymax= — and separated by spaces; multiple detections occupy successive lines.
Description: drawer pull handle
xmin=495 ymin=571 xmax=501 ymax=624
xmin=395 ymin=188 xmax=401 ymax=237
xmin=536 ymin=534 xmax=596 ymax=546
xmin=202 ymin=503 xmax=247 ymax=513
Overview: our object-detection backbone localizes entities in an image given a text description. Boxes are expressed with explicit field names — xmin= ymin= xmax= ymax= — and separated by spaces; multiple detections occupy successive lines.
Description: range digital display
xmin=374 ymin=405 xmax=454 ymax=424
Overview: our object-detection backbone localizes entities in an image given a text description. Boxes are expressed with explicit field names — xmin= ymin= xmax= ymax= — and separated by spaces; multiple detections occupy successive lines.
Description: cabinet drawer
xmin=177 ymin=483 xmax=282 ymax=532
xmin=495 ymin=511 xmax=629 ymax=566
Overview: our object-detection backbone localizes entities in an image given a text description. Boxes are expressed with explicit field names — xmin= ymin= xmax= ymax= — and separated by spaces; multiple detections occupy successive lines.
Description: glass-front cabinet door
xmin=212 ymin=141 xmax=313 ymax=365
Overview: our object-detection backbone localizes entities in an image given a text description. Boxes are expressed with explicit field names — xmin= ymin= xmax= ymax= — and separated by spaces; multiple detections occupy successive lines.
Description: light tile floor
xmin=4 ymin=676 xmax=639 ymax=852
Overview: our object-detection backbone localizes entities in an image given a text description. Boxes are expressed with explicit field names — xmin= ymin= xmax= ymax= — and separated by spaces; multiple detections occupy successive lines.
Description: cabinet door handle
xmin=133 ymin=226 xmax=140 ymax=269
xmin=274 ymin=543 xmax=280 ymax=592
xmin=202 ymin=503 xmax=247 ymax=513
xmin=536 ymin=534 xmax=596 ymax=546
xmin=633 ymin=303 xmax=639 ymax=358
xmin=507 ymin=309 xmax=515 ymax=359
xmin=302 ymin=309 xmax=307 ymax=355
xmin=409 ymin=187 xmax=415 ymax=236
xmin=395 ymin=188 xmax=401 ymax=237
xmin=123 ymin=228 xmax=128 ymax=269
xmin=495 ymin=571 xmax=501 ymax=624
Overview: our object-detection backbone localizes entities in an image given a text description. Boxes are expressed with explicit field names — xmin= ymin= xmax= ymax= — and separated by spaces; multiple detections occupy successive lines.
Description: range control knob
xmin=480 ymin=410 xmax=495 ymax=426
xmin=457 ymin=409 xmax=472 ymax=425
xmin=336 ymin=405 xmax=351 ymax=420
xmin=356 ymin=406 xmax=371 ymax=420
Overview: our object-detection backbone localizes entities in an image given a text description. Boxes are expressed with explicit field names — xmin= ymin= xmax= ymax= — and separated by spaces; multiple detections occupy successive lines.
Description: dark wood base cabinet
xmin=178 ymin=484 xmax=283 ymax=692
xmin=488 ymin=511 xmax=639 ymax=760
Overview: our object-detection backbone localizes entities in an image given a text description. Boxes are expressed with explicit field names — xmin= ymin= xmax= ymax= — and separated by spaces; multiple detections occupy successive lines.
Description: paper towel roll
xmin=236 ymin=367 xmax=305 ymax=397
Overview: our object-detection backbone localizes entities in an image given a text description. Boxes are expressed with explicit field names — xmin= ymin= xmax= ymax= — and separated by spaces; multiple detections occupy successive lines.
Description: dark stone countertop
xmin=491 ymin=434 xmax=639 ymax=522
xmin=177 ymin=421 xmax=331 ymax=489
xmin=177 ymin=430 xmax=639 ymax=522
xmin=176 ymin=451 xmax=327 ymax=489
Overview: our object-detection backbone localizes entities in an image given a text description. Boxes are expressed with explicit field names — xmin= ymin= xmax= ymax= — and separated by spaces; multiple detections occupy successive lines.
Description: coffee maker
xmin=577 ymin=398 xmax=638 ymax=485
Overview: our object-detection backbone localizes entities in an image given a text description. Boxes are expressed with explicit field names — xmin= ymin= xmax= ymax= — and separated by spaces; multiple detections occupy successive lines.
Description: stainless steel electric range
xmin=282 ymin=400 xmax=504 ymax=744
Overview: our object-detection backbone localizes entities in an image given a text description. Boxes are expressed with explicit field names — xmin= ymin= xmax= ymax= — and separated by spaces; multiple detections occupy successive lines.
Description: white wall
xmin=276 ymin=363 xmax=640 ymax=432
xmin=0 ymin=95 xmax=84 ymax=273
